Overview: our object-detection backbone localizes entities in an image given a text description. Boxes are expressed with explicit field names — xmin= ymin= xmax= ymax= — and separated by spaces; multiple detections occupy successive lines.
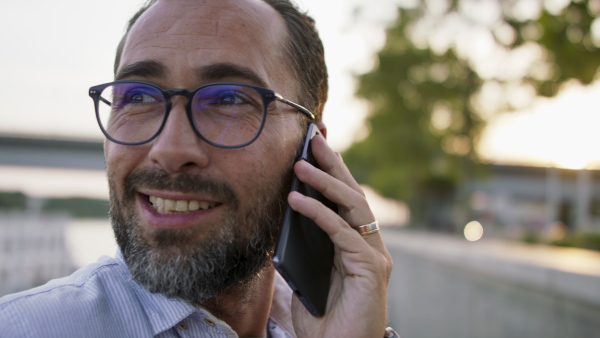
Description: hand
xmin=287 ymin=134 xmax=393 ymax=338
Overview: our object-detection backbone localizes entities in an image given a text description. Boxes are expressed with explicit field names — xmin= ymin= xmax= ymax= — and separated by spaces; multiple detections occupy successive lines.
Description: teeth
xmin=148 ymin=196 xmax=215 ymax=214
xmin=164 ymin=199 xmax=176 ymax=212
xmin=175 ymin=200 xmax=188 ymax=212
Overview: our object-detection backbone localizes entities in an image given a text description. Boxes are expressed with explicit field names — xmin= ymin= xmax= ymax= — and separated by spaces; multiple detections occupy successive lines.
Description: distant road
xmin=383 ymin=229 xmax=600 ymax=338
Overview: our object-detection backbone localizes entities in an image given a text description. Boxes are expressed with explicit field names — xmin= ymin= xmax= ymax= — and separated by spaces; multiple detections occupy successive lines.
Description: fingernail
xmin=299 ymin=159 xmax=314 ymax=168
xmin=289 ymin=191 xmax=305 ymax=199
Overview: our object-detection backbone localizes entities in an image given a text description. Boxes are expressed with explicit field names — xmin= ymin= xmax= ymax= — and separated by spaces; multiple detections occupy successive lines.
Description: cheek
xmin=259 ymin=115 xmax=304 ymax=155
xmin=226 ymin=120 xmax=301 ymax=194
xmin=105 ymin=143 xmax=147 ymax=192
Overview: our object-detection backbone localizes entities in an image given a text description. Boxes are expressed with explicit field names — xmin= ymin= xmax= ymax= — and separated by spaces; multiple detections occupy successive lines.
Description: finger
xmin=287 ymin=191 xmax=368 ymax=251
xmin=293 ymin=156 xmax=386 ymax=249
xmin=294 ymin=160 xmax=373 ymax=227
xmin=302 ymin=134 xmax=387 ymax=249
xmin=310 ymin=134 xmax=364 ymax=196
xmin=288 ymin=190 xmax=394 ymax=297
xmin=288 ymin=190 xmax=386 ymax=250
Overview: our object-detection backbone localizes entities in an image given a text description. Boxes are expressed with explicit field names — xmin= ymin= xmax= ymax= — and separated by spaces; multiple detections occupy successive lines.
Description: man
xmin=0 ymin=0 xmax=395 ymax=337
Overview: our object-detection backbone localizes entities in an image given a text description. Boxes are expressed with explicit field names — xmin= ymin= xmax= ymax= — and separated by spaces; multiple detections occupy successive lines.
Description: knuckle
xmin=355 ymin=193 xmax=368 ymax=208
xmin=320 ymin=179 xmax=335 ymax=196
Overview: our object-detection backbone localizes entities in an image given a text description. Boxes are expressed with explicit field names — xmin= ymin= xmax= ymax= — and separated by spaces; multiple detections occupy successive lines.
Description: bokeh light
xmin=464 ymin=221 xmax=484 ymax=241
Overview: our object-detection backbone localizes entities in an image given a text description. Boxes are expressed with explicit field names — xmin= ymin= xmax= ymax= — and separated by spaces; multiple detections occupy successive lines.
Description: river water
xmin=65 ymin=219 xmax=117 ymax=267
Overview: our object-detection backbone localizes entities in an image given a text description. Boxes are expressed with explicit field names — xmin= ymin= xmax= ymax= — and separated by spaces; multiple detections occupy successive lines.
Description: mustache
xmin=123 ymin=167 xmax=239 ymax=208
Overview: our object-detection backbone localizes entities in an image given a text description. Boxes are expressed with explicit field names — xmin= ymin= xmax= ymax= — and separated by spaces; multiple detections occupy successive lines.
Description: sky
xmin=1 ymin=0 xmax=600 ymax=200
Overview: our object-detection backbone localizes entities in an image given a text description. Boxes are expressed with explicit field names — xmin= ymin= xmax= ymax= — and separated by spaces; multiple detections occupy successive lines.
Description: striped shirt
xmin=0 ymin=252 xmax=296 ymax=338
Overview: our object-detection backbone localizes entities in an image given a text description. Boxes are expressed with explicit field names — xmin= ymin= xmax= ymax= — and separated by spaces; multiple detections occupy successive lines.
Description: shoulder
xmin=0 ymin=255 xmax=150 ymax=337
xmin=0 ymin=255 xmax=121 ymax=307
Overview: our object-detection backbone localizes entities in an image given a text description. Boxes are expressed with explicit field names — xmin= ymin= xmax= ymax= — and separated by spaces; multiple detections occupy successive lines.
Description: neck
xmin=199 ymin=266 xmax=276 ymax=337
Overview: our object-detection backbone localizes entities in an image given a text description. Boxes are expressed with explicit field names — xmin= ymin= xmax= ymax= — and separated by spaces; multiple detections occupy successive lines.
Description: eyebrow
xmin=198 ymin=63 xmax=268 ymax=89
xmin=115 ymin=60 xmax=166 ymax=81
xmin=116 ymin=60 xmax=269 ymax=89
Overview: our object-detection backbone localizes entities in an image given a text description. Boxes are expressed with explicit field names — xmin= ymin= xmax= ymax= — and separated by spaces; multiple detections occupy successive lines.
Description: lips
xmin=148 ymin=195 xmax=218 ymax=214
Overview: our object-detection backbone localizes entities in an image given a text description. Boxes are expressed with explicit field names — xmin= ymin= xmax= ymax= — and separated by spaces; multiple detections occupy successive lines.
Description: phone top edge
xmin=299 ymin=123 xmax=319 ymax=161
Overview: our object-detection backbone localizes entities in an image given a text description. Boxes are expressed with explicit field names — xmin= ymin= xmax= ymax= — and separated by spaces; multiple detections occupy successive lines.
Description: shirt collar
xmin=269 ymin=273 xmax=295 ymax=336
xmin=115 ymin=250 xmax=199 ymax=335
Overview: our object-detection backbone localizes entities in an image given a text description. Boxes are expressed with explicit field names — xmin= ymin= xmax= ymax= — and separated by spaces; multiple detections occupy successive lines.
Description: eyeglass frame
xmin=88 ymin=80 xmax=316 ymax=148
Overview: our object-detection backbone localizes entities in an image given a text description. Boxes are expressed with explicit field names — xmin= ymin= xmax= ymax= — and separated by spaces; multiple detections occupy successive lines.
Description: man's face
xmin=106 ymin=0 xmax=304 ymax=302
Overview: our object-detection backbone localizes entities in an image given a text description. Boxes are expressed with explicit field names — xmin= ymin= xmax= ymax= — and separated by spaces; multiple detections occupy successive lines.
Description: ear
xmin=316 ymin=121 xmax=327 ymax=139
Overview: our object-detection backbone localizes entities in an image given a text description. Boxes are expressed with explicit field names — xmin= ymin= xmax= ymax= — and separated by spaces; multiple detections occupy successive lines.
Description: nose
xmin=148 ymin=100 xmax=210 ymax=174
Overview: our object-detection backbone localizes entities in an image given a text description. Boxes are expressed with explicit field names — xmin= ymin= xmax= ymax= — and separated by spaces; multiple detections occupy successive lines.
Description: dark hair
xmin=114 ymin=0 xmax=328 ymax=121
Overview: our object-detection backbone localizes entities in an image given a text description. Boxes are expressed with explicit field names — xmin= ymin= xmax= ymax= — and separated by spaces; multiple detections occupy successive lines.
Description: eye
xmin=209 ymin=90 xmax=248 ymax=105
xmin=192 ymin=85 xmax=264 ymax=115
xmin=123 ymin=88 xmax=160 ymax=104
xmin=110 ymin=84 xmax=163 ymax=109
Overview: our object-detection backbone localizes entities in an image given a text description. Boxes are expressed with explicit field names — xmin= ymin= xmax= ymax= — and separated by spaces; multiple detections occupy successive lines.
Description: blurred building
xmin=465 ymin=164 xmax=600 ymax=239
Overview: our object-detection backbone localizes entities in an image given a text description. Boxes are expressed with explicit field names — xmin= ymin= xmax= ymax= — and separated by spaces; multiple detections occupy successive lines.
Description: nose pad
xmin=148 ymin=100 xmax=210 ymax=174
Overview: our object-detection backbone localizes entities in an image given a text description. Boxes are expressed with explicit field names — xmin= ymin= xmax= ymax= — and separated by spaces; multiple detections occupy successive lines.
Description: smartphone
xmin=273 ymin=123 xmax=338 ymax=317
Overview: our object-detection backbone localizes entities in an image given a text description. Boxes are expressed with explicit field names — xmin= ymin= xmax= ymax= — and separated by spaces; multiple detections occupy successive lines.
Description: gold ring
xmin=354 ymin=221 xmax=380 ymax=236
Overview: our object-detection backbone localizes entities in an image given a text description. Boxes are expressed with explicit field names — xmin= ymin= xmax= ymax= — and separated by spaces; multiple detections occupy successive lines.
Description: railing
xmin=0 ymin=212 xmax=75 ymax=296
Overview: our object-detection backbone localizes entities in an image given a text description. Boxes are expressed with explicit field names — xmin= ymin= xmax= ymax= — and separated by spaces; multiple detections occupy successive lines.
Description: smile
xmin=148 ymin=195 xmax=218 ymax=214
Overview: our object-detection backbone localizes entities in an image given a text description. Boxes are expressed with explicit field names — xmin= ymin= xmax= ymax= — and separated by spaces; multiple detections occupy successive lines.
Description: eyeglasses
xmin=89 ymin=80 xmax=315 ymax=148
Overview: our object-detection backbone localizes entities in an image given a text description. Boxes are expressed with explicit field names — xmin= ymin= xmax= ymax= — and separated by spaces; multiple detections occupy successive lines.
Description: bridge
xmin=0 ymin=135 xmax=104 ymax=170
xmin=0 ymin=135 xmax=106 ymax=198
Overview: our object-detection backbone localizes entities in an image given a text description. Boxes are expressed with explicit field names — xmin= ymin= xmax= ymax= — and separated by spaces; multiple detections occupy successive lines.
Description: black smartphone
xmin=273 ymin=123 xmax=338 ymax=317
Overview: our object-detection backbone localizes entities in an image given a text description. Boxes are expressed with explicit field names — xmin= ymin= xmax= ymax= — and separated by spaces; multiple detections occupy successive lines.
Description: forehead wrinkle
xmin=121 ymin=0 xmax=293 ymax=95
xmin=126 ymin=0 xmax=286 ymax=51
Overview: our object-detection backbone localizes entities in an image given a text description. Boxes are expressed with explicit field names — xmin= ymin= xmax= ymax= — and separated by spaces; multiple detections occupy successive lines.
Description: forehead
xmin=119 ymin=0 xmax=290 ymax=90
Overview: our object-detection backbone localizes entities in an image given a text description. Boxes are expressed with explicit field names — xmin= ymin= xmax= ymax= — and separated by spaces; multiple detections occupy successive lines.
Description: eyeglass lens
xmin=97 ymin=83 xmax=266 ymax=146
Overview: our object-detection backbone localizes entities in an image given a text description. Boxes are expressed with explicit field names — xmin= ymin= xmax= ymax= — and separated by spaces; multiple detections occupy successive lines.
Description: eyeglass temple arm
xmin=99 ymin=97 xmax=111 ymax=106
xmin=275 ymin=94 xmax=316 ymax=121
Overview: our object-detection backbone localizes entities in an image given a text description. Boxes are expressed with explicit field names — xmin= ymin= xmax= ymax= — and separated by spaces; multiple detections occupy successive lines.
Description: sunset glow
xmin=479 ymin=80 xmax=600 ymax=170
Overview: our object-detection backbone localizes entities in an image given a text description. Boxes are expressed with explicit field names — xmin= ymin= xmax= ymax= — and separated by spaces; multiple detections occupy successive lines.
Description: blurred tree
xmin=343 ymin=0 xmax=600 ymax=228
xmin=0 ymin=191 xmax=109 ymax=218
xmin=42 ymin=197 xmax=109 ymax=219
xmin=0 ymin=191 xmax=28 ymax=211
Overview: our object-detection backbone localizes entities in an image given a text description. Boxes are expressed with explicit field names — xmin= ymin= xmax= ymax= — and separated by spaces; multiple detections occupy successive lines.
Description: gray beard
xmin=108 ymin=166 xmax=291 ymax=304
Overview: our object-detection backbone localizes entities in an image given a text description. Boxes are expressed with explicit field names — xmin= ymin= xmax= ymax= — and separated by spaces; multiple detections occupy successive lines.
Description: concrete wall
xmin=383 ymin=230 xmax=600 ymax=338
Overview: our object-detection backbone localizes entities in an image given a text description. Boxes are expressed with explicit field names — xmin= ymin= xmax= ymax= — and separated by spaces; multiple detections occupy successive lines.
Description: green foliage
xmin=521 ymin=230 xmax=541 ymax=244
xmin=552 ymin=233 xmax=600 ymax=252
xmin=0 ymin=191 xmax=109 ymax=219
xmin=0 ymin=191 xmax=28 ymax=211
xmin=343 ymin=0 xmax=600 ymax=226
xmin=511 ymin=1 xmax=600 ymax=96
xmin=42 ymin=197 xmax=109 ymax=219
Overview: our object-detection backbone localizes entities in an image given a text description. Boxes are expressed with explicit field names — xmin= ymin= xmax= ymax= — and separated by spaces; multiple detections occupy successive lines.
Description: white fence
xmin=0 ymin=212 xmax=75 ymax=296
